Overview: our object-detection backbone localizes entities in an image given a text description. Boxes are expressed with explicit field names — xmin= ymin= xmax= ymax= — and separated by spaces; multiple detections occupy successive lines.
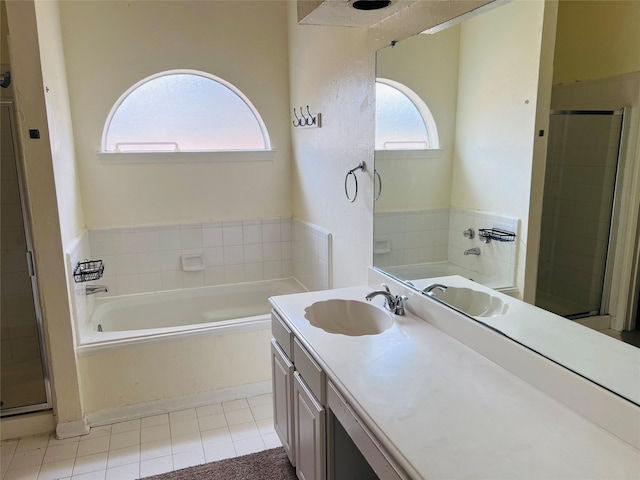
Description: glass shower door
xmin=536 ymin=110 xmax=624 ymax=318
xmin=1 ymin=101 xmax=50 ymax=415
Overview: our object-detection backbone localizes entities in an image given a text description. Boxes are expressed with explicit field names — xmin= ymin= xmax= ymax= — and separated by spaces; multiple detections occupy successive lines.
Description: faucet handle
xmin=380 ymin=283 xmax=391 ymax=293
xmin=393 ymin=295 xmax=408 ymax=315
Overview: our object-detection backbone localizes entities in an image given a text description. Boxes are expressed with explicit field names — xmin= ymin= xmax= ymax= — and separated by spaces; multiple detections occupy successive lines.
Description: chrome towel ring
xmin=374 ymin=169 xmax=382 ymax=201
xmin=345 ymin=161 xmax=366 ymax=203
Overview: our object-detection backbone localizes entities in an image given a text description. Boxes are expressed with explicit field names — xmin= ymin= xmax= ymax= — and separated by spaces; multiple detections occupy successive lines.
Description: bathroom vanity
xmin=269 ymin=278 xmax=640 ymax=479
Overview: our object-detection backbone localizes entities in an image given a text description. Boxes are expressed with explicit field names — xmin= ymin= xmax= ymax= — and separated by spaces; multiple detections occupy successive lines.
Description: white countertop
xmin=270 ymin=286 xmax=640 ymax=479
xmin=410 ymin=275 xmax=640 ymax=405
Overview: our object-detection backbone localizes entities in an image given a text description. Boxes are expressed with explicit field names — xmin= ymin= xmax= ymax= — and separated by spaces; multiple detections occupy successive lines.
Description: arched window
xmin=375 ymin=78 xmax=439 ymax=150
xmin=101 ymin=70 xmax=271 ymax=158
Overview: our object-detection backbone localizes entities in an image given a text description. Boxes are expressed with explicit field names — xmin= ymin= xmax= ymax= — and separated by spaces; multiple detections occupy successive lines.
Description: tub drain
xmin=98 ymin=324 xmax=103 ymax=332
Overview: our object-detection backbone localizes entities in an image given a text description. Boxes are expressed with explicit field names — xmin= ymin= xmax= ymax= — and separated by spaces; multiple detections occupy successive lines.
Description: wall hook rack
xmin=293 ymin=105 xmax=322 ymax=128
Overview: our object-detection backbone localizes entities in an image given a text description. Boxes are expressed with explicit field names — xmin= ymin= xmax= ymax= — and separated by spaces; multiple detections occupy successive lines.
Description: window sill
xmin=374 ymin=149 xmax=442 ymax=161
xmin=97 ymin=150 xmax=276 ymax=164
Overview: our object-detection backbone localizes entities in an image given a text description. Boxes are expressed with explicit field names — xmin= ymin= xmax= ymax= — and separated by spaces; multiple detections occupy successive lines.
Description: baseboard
xmin=56 ymin=416 xmax=90 ymax=439
xmin=86 ymin=381 xmax=272 ymax=427
xmin=1 ymin=411 xmax=55 ymax=440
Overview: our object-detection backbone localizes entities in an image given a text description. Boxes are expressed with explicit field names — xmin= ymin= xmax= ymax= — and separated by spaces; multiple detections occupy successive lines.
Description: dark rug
xmin=139 ymin=447 xmax=296 ymax=480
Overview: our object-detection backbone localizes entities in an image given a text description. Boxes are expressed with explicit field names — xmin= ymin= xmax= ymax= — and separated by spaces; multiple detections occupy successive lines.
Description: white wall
xmin=287 ymin=0 xmax=492 ymax=288
xmin=34 ymin=0 xmax=85 ymax=246
xmin=452 ymin=1 xmax=548 ymax=296
xmin=4 ymin=0 xmax=85 ymax=431
xmin=375 ymin=27 xmax=460 ymax=212
xmin=553 ymin=0 xmax=640 ymax=84
xmin=58 ymin=0 xmax=292 ymax=229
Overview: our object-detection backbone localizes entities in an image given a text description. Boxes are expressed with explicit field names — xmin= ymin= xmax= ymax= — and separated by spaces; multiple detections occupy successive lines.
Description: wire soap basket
xmin=73 ymin=259 xmax=104 ymax=283
xmin=478 ymin=228 xmax=516 ymax=244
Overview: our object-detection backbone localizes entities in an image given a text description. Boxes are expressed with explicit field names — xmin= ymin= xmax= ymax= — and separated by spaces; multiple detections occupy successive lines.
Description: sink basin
xmin=429 ymin=287 xmax=509 ymax=318
xmin=304 ymin=299 xmax=394 ymax=336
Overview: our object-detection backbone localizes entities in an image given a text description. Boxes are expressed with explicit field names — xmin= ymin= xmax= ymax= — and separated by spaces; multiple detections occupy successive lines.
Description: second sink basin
xmin=429 ymin=287 xmax=509 ymax=318
xmin=304 ymin=299 xmax=394 ymax=336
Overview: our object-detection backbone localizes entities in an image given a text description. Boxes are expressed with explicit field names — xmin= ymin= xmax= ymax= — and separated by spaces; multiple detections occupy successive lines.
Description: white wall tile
xmin=158 ymin=231 xmax=181 ymax=251
xmin=203 ymin=247 xmax=224 ymax=267
xmin=182 ymin=271 xmax=204 ymax=289
xmin=222 ymin=225 xmax=243 ymax=246
xmin=243 ymin=244 xmax=263 ymax=264
xmin=224 ymin=265 xmax=244 ymax=284
xmin=139 ymin=273 xmax=162 ymax=293
xmin=180 ymin=229 xmax=203 ymax=250
xmin=262 ymin=223 xmax=280 ymax=243
xmin=242 ymin=225 xmax=262 ymax=245
xmin=204 ymin=267 xmax=225 ymax=286
xmin=223 ymin=246 xmax=244 ymax=265
xmin=202 ymin=227 xmax=223 ymax=248
xmin=161 ymin=271 xmax=183 ymax=290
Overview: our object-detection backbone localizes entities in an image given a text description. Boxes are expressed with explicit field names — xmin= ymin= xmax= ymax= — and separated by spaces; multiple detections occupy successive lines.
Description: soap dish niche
xmin=374 ymin=238 xmax=391 ymax=254
xmin=181 ymin=253 xmax=205 ymax=272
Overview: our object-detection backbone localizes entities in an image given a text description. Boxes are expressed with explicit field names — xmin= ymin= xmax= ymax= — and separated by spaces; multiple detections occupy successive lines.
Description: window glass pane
xmin=375 ymin=82 xmax=429 ymax=150
xmin=105 ymin=73 xmax=266 ymax=152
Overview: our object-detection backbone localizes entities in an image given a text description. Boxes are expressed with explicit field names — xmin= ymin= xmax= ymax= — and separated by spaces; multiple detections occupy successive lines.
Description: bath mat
xmin=139 ymin=447 xmax=296 ymax=480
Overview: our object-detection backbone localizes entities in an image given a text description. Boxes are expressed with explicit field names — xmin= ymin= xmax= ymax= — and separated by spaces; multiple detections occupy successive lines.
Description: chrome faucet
xmin=365 ymin=284 xmax=407 ymax=316
xmin=422 ymin=284 xmax=447 ymax=295
xmin=85 ymin=285 xmax=109 ymax=295
xmin=464 ymin=247 xmax=481 ymax=256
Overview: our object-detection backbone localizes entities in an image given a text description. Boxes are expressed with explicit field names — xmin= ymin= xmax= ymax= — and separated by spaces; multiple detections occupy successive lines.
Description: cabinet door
xmin=294 ymin=371 xmax=326 ymax=480
xmin=271 ymin=340 xmax=295 ymax=465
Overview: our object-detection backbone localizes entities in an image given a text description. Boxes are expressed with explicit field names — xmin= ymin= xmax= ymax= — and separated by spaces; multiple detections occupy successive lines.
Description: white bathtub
xmin=382 ymin=262 xmax=516 ymax=293
xmin=79 ymin=278 xmax=306 ymax=348
xmin=76 ymin=278 xmax=307 ymax=416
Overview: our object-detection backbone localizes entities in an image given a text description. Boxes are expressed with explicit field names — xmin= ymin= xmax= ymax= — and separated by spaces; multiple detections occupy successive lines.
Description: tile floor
xmin=0 ymin=394 xmax=281 ymax=480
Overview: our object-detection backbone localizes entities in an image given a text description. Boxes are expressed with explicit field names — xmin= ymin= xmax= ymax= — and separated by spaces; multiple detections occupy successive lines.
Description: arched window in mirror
xmin=102 ymin=70 xmax=271 ymax=153
xmin=375 ymin=78 xmax=439 ymax=150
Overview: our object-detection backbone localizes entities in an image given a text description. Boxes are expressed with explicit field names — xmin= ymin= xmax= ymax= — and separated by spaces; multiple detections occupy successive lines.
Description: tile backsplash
xmin=87 ymin=218 xmax=294 ymax=297
xmin=374 ymin=207 xmax=518 ymax=287
xmin=70 ymin=217 xmax=332 ymax=299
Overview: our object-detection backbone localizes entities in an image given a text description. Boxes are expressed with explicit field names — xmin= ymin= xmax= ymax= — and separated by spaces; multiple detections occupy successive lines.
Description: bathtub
xmin=76 ymin=278 xmax=307 ymax=416
xmin=382 ymin=262 xmax=516 ymax=293
xmin=79 ymin=278 xmax=306 ymax=347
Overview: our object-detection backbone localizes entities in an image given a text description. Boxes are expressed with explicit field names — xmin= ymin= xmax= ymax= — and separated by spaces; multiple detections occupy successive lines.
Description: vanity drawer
xmin=293 ymin=337 xmax=325 ymax=404
xmin=272 ymin=309 xmax=293 ymax=359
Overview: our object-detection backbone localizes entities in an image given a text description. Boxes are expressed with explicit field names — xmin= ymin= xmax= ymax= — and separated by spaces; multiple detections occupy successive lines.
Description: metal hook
xmin=300 ymin=107 xmax=309 ymax=127
xmin=293 ymin=108 xmax=301 ymax=127
xmin=306 ymin=106 xmax=316 ymax=126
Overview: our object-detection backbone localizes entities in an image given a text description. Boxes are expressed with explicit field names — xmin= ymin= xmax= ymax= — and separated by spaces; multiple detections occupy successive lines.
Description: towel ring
xmin=374 ymin=169 xmax=382 ymax=201
xmin=345 ymin=170 xmax=358 ymax=203
xmin=345 ymin=161 xmax=366 ymax=203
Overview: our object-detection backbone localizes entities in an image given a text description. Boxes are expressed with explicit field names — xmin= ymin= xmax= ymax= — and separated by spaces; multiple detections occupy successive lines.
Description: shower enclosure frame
xmin=538 ymin=103 xmax=640 ymax=334
xmin=1 ymin=99 xmax=52 ymax=417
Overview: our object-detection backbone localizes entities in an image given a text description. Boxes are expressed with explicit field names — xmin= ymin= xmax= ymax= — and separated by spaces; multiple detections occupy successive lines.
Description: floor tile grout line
xmin=1 ymin=394 xmax=280 ymax=480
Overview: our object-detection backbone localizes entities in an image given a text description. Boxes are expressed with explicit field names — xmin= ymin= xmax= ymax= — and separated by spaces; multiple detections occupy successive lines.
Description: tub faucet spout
xmin=464 ymin=247 xmax=481 ymax=256
xmin=86 ymin=285 xmax=109 ymax=295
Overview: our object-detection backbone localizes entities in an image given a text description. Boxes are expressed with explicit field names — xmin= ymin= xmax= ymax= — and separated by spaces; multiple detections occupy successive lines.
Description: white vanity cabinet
xmin=271 ymin=308 xmax=407 ymax=480
xmin=272 ymin=309 xmax=326 ymax=480
xmin=271 ymin=339 xmax=294 ymax=464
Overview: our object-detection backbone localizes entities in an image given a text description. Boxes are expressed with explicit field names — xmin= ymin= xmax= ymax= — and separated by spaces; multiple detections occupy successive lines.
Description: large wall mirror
xmin=373 ymin=0 xmax=640 ymax=405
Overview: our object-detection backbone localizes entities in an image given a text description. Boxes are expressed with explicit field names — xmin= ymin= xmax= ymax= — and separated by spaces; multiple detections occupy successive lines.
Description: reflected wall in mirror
xmin=373 ymin=0 xmax=640 ymax=404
